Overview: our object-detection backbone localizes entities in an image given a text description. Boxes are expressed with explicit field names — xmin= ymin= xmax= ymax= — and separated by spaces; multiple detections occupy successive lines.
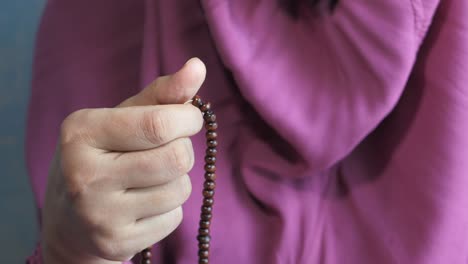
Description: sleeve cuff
xmin=26 ymin=243 xmax=42 ymax=264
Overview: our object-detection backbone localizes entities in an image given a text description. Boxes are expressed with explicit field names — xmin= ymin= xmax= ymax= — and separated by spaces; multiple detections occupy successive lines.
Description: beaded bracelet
xmin=140 ymin=95 xmax=218 ymax=264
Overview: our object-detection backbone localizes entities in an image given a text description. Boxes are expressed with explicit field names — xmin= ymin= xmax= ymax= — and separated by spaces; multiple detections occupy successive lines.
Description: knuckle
xmin=183 ymin=138 xmax=195 ymax=170
xmin=191 ymin=107 xmax=204 ymax=132
xmin=168 ymin=140 xmax=193 ymax=175
xmin=63 ymin=171 xmax=89 ymax=202
xmin=77 ymin=203 xmax=109 ymax=236
xmin=60 ymin=111 xmax=81 ymax=145
xmin=60 ymin=108 xmax=93 ymax=146
xmin=91 ymin=224 xmax=133 ymax=261
xmin=178 ymin=175 xmax=192 ymax=203
xmin=171 ymin=207 xmax=184 ymax=226
xmin=154 ymin=207 xmax=183 ymax=242
xmin=93 ymin=234 xmax=128 ymax=261
xmin=140 ymin=110 xmax=167 ymax=145
xmin=60 ymin=156 xmax=98 ymax=202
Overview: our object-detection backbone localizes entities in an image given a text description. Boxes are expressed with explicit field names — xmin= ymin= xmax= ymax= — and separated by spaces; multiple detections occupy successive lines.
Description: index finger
xmin=62 ymin=104 xmax=203 ymax=151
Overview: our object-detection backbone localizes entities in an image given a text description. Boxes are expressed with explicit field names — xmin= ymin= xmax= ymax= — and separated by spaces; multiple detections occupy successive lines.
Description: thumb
xmin=118 ymin=57 xmax=206 ymax=107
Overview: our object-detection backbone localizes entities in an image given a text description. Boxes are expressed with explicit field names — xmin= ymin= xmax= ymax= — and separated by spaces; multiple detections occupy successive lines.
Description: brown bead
xmin=204 ymin=155 xmax=216 ymax=164
xmin=206 ymin=131 xmax=217 ymax=140
xmin=197 ymin=235 xmax=211 ymax=243
xmin=204 ymin=173 xmax=217 ymax=181
xmin=204 ymin=164 xmax=216 ymax=173
xmin=142 ymin=250 xmax=152 ymax=259
xmin=206 ymin=148 xmax=217 ymax=156
xmin=207 ymin=140 xmax=217 ymax=148
xmin=203 ymin=189 xmax=214 ymax=198
xmin=192 ymin=95 xmax=203 ymax=107
xmin=198 ymin=228 xmax=210 ymax=236
xmin=142 ymin=260 xmax=151 ymax=264
xmin=203 ymin=198 xmax=214 ymax=206
xmin=199 ymin=243 xmax=210 ymax=250
xmin=199 ymin=258 xmax=209 ymax=264
xmin=200 ymin=102 xmax=211 ymax=112
xmin=200 ymin=220 xmax=211 ymax=228
xmin=201 ymin=213 xmax=212 ymax=221
xmin=201 ymin=205 xmax=212 ymax=214
xmin=204 ymin=112 xmax=216 ymax=122
xmin=198 ymin=250 xmax=210 ymax=258
xmin=191 ymin=95 xmax=219 ymax=264
xmin=204 ymin=180 xmax=216 ymax=190
xmin=205 ymin=122 xmax=218 ymax=131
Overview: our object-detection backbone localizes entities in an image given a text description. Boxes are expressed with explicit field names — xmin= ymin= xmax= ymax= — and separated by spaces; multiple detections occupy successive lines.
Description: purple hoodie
xmin=27 ymin=0 xmax=468 ymax=263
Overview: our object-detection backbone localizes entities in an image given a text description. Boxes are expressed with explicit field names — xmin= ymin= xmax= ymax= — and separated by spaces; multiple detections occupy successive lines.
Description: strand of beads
xmin=139 ymin=95 xmax=218 ymax=264
xmin=192 ymin=95 xmax=217 ymax=264
xmin=140 ymin=247 xmax=152 ymax=264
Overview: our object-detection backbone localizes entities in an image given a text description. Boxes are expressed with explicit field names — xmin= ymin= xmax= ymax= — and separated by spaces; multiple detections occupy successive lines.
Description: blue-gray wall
xmin=0 ymin=1 xmax=45 ymax=262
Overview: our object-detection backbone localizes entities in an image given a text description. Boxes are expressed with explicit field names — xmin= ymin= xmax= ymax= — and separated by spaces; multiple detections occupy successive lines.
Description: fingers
xmin=106 ymin=138 xmax=194 ymax=189
xmin=132 ymin=207 xmax=184 ymax=248
xmin=119 ymin=57 xmax=206 ymax=107
xmin=91 ymin=207 xmax=184 ymax=261
xmin=124 ymin=174 xmax=192 ymax=220
xmin=61 ymin=104 xmax=203 ymax=151
xmin=51 ymin=58 xmax=207 ymax=263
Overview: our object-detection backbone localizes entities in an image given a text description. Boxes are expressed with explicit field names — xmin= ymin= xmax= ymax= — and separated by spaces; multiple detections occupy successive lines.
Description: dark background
xmin=0 ymin=1 xmax=45 ymax=261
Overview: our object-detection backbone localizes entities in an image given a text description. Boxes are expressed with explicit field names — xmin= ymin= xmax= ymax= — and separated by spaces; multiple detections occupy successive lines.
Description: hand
xmin=41 ymin=58 xmax=206 ymax=263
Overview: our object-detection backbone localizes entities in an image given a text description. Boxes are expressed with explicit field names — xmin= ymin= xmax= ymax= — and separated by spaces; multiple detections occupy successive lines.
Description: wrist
xmin=42 ymin=234 xmax=121 ymax=264
xmin=42 ymin=237 xmax=76 ymax=264
xmin=42 ymin=231 xmax=88 ymax=264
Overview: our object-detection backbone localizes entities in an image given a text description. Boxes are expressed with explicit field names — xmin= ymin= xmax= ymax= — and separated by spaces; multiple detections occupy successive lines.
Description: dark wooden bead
xmin=205 ymin=122 xmax=218 ymax=131
xmin=206 ymin=147 xmax=217 ymax=156
xmin=207 ymin=140 xmax=217 ymax=148
xmin=142 ymin=250 xmax=152 ymax=259
xmin=204 ymin=155 xmax=216 ymax=164
xmin=201 ymin=213 xmax=212 ymax=221
xmin=192 ymin=95 xmax=203 ymax=107
xmin=204 ymin=180 xmax=216 ymax=190
xmin=203 ymin=189 xmax=214 ymax=198
xmin=143 ymin=95 xmax=219 ymax=264
xmin=198 ymin=250 xmax=210 ymax=258
xmin=204 ymin=109 xmax=214 ymax=116
xmin=200 ymin=220 xmax=211 ymax=228
xmin=204 ymin=113 xmax=216 ymax=122
xmin=204 ymin=172 xmax=217 ymax=181
xmin=206 ymin=131 xmax=217 ymax=140
xmin=199 ymin=243 xmax=210 ymax=250
xmin=204 ymin=164 xmax=216 ymax=173
xmin=140 ymin=248 xmax=152 ymax=264
xmin=200 ymin=102 xmax=211 ymax=112
xmin=198 ymin=228 xmax=210 ymax=236
xmin=201 ymin=205 xmax=212 ymax=214
xmin=203 ymin=198 xmax=214 ymax=206
xmin=197 ymin=235 xmax=211 ymax=243
xmin=191 ymin=95 xmax=219 ymax=264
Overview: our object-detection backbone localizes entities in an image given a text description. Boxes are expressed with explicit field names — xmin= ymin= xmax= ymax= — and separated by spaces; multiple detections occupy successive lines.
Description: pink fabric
xmin=26 ymin=244 xmax=42 ymax=264
xmin=27 ymin=0 xmax=468 ymax=263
